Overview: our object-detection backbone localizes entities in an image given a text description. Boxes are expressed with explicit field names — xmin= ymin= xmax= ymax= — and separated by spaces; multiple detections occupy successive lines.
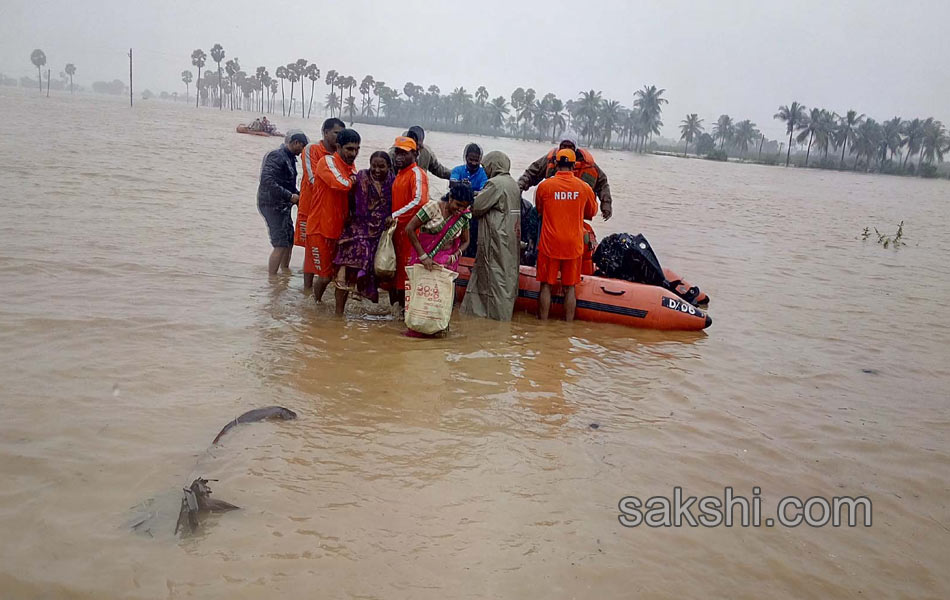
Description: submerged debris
xmin=175 ymin=478 xmax=240 ymax=536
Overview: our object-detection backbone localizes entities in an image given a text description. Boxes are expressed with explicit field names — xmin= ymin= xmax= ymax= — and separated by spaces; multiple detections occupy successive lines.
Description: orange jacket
xmin=298 ymin=142 xmax=332 ymax=223
xmin=307 ymin=152 xmax=355 ymax=239
xmin=535 ymin=171 xmax=598 ymax=259
xmin=391 ymin=163 xmax=429 ymax=225
xmin=544 ymin=148 xmax=599 ymax=189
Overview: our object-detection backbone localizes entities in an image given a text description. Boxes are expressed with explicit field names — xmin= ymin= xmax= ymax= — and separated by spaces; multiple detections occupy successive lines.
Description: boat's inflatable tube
xmin=236 ymin=125 xmax=283 ymax=137
xmin=455 ymin=258 xmax=710 ymax=331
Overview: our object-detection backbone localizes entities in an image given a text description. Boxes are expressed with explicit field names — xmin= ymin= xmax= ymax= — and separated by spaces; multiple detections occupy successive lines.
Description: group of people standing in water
xmin=256 ymin=118 xmax=613 ymax=328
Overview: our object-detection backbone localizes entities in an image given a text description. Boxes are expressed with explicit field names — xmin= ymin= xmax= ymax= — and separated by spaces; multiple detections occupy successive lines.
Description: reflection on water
xmin=0 ymin=88 xmax=948 ymax=598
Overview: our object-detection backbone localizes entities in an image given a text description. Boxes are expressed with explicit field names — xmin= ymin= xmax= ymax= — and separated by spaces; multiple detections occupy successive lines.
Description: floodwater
xmin=1 ymin=88 xmax=948 ymax=599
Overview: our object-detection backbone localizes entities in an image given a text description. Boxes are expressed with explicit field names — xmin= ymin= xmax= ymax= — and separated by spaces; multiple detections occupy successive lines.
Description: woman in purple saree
xmin=333 ymin=151 xmax=394 ymax=313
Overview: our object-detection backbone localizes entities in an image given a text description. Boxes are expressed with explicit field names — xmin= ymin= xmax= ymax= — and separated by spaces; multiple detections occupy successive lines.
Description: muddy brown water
xmin=1 ymin=89 xmax=948 ymax=599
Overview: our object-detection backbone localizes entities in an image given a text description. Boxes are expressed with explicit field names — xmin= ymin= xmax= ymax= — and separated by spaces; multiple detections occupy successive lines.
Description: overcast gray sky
xmin=2 ymin=0 xmax=948 ymax=139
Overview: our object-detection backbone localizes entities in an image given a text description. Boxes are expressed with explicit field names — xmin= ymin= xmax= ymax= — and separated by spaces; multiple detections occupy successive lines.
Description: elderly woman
xmin=403 ymin=180 xmax=473 ymax=337
xmin=406 ymin=179 xmax=473 ymax=272
xmin=332 ymin=151 xmax=394 ymax=314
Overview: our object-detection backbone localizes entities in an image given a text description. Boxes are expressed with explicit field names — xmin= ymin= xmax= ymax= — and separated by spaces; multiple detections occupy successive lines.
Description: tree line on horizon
xmin=16 ymin=45 xmax=948 ymax=178
xmin=181 ymin=44 xmax=673 ymax=153
xmin=678 ymin=107 xmax=949 ymax=177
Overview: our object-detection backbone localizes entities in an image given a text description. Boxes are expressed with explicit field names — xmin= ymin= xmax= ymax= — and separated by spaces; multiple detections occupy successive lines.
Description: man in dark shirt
xmin=258 ymin=130 xmax=308 ymax=275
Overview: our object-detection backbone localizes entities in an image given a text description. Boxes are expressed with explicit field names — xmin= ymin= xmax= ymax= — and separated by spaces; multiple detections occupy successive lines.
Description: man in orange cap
xmin=296 ymin=117 xmax=345 ymax=293
xmin=534 ymin=148 xmax=598 ymax=322
xmin=387 ymin=135 xmax=429 ymax=309
xmin=304 ymin=128 xmax=360 ymax=305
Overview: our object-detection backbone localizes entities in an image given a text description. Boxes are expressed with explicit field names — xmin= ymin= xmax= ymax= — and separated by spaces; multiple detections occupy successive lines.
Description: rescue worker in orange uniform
xmin=296 ymin=117 xmax=345 ymax=293
xmin=518 ymin=137 xmax=612 ymax=220
xmin=387 ymin=136 xmax=429 ymax=310
xmin=304 ymin=128 xmax=360 ymax=306
xmin=534 ymin=148 xmax=598 ymax=322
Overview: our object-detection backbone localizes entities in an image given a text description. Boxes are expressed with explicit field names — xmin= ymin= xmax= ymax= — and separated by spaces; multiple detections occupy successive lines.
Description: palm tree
xmin=679 ymin=114 xmax=703 ymax=156
xmin=852 ymin=119 xmax=882 ymax=171
xmin=811 ymin=110 xmax=838 ymax=161
xmin=373 ymin=81 xmax=387 ymax=122
xmin=633 ymin=85 xmax=668 ymax=151
xmin=255 ymin=66 xmax=268 ymax=112
xmin=901 ymin=118 xmax=925 ymax=171
xmin=304 ymin=64 xmax=320 ymax=118
xmin=224 ymin=57 xmax=240 ymax=110
xmin=599 ymin=100 xmax=623 ymax=148
xmin=30 ymin=49 xmax=46 ymax=94
xmin=576 ymin=89 xmax=602 ymax=146
xmin=510 ymin=87 xmax=526 ymax=114
xmin=549 ymin=97 xmax=566 ymax=142
xmin=285 ymin=63 xmax=300 ymax=114
xmin=181 ymin=70 xmax=192 ymax=102
xmin=450 ymin=86 xmax=472 ymax=125
xmin=324 ymin=70 xmax=338 ymax=116
xmin=275 ymin=66 xmax=288 ymax=115
xmin=712 ymin=114 xmax=734 ymax=151
xmin=920 ymin=119 xmax=947 ymax=168
xmin=487 ymin=96 xmax=509 ymax=131
xmin=475 ymin=86 xmax=489 ymax=106
xmin=293 ymin=59 xmax=308 ymax=117
xmin=796 ymin=108 xmax=824 ymax=166
xmin=65 ymin=63 xmax=76 ymax=94
xmin=360 ymin=75 xmax=375 ymax=116
xmin=835 ymin=109 xmax=865 ymax=169
xmin=881 ymin=117 xmax=903 ymax=164
xmin=345 ymin=96 xmax=358 ymax=123
xmin=734 ymin=120 xmax=758 ymax=158
xmin=774 ymin=102 xmax=806 ymax=166
xmin=191 ymin=49 xmax=206 ymax=108
xmin=325 ymin=91 xmax=339 ymax=115
xmin=209 ymin=44 xmax=225 ymax=109
xmin=269 ymin=80 xmax=278 ymax=113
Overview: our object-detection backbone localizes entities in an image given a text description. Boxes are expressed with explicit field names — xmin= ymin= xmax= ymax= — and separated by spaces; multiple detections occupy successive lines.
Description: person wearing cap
xmin=387 ymin=135 xmax=429 ymax=309
xmin=257 ymin=130 xmax=307 ymax=276
xmin=304 ymin=128 xmax=361 ymax=305
xmin=534 ymin=148 xmax=598 ymax=322
xmin=296 ymin=117 xmax=345 ymax=293
xmin=389 ymin=125 xmax=451 ymax=180
xmin=459 ymin=151 xmax=522 ymax=321
xmin=517 ymin=137 xmax=613 ymax=220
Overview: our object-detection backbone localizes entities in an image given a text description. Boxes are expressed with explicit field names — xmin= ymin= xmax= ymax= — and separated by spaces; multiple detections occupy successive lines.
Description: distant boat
xmin=236 ymin=124 xmax=283 ymax=137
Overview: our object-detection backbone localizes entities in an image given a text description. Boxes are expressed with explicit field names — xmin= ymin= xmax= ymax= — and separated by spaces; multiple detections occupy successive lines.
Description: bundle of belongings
xmin=593 ymin=233 xmax=707 ymax=307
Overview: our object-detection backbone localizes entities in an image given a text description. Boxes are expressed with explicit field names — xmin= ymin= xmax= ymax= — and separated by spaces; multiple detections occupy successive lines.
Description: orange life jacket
xmin=544 ymin=148 xmax=600 ymax=191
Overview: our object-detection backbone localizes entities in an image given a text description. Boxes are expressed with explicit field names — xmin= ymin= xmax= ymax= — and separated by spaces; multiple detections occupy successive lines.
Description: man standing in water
xmin=535 ymin=149 xmax=598 ymax=322
xmin=518 ymin=137 xmax=613 ymax=220
xmin=296 ymin=117 xmax=345 ymax=293
xmin=258 ymin=130 xmax=307 ymax=276
xmin=306 ymin=128 xmax=361 ymax=304
xmin=388 ymin=136 xmax=429 ymax=310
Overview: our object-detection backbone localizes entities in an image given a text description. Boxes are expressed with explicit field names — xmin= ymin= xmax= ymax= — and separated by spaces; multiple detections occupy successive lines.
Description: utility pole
xmin=46 ymin=69 xmax=50 ymax=97
xmin=128 ymin=48 xmax=133 ymax=108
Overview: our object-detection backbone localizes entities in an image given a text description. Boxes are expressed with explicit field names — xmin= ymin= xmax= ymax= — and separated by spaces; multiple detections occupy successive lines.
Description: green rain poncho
xmin=460 ymin=151 xmax=521 ymax=321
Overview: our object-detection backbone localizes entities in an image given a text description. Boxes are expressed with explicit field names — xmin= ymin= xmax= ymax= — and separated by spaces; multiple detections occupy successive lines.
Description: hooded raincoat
xmin=460 ymin=151 xmax=521 ymax=321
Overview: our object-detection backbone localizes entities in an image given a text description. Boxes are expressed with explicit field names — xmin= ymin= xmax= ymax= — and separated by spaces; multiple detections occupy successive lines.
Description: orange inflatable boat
xmin=455 ymin=258 xmax=711 ymax=331
xmin=236 ymin=125 xmax=283 ymax=137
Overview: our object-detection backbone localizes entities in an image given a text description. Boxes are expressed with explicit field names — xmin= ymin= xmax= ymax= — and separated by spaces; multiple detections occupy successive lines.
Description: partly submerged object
xmin=175 ymin=478 xmax=240 ymax=536
xmin=236 ymin=124 xmax=283 ymax=137
xmin=212 ymin=406 xmax=298 ymax=445
xmin=455 ymin=258 xmax=711 ymax=331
